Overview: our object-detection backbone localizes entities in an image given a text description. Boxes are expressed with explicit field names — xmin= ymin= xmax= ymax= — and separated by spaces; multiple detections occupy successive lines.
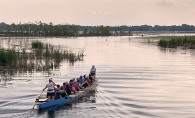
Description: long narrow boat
xmin=34 ymin=80 xmax=98 ymax=110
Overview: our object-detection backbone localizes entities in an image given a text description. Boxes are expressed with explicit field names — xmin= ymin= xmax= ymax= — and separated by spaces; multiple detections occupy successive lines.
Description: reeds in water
xmin=158 ymin=36 xmax=195 ymax=49
xmin=0 ymin=41 xmax=84 ymax=76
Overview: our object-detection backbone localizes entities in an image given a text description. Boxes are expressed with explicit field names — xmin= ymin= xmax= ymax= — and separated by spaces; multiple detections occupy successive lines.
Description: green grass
xmin=32 ymin=41 xmax=44 ymax=49
xmin=158 ymin=36 xmax=195 ymax=49
xmin=0 ymin=41 xmax=84 ymax=75
xmin=0 ymin=49 xmax=17 ymax=67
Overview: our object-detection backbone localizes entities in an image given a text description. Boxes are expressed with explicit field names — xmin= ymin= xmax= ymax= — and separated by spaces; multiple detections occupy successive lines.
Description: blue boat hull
xmin=36 ymin=81 xmax=98 ymax=110
xmin=38 ymin=97 xmax=75 ymax=110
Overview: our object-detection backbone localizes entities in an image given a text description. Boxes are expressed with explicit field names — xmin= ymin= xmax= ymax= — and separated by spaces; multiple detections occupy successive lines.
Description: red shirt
xmin=62 ymin=85 xmax=66 ymax=89
xmin=72 ymin=84 xmax=79 ymax=91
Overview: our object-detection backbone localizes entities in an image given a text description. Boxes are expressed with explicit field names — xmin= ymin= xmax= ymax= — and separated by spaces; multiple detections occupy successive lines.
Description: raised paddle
xmin=32 ymin=90 xmax=43 ymax=109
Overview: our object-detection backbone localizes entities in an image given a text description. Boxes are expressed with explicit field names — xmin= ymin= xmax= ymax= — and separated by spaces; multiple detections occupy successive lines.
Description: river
xmin=1 ymin=35 xmax=195 ymax=118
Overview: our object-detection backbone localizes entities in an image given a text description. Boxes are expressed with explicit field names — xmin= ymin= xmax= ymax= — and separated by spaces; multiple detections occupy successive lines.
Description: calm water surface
xmin=1 ymin=36 xmax=195 ymax=118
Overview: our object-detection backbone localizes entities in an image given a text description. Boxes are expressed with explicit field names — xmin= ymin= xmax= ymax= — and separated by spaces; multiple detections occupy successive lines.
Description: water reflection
xmin=158 ymin=47 xmax=178 ymax=54
xmin=1 ymin=36 xmax=195 ymax=118
xmin=47 ymin=110 xmax=55 ymax=118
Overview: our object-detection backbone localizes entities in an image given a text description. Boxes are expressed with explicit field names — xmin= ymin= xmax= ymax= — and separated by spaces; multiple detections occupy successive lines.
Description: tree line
xmin=128 ymin=24 xmax=195 ymax=31
xmin=0 ymin=22 xmax=112 ymax=36
xmin=83 ymin=24 xmax=195 ymax=32
xmin=0 ymin=22 xmax=195 ymax=37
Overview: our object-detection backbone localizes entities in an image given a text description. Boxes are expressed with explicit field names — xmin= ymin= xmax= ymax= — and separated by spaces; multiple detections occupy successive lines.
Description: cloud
xmin=90 ymin=10 xmax=108 ymax=15
xmin=160 ymin=0 xmax=179 ymax=5
xmin=159 ymin=0 xmax=189 ymax=7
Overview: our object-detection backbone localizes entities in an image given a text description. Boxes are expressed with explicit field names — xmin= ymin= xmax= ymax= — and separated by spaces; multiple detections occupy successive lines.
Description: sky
xmin=0 ymin=0 xmax=195 ymax=26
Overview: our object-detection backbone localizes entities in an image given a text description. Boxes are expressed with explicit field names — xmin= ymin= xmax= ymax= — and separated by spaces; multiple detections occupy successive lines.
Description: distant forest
xmin=0 ymin=22 xmax=195 ymax=36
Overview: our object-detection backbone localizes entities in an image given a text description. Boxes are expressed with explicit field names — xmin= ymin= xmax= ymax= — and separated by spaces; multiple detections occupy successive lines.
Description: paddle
xmin=32 ymin=90 xmax=43 ymax=109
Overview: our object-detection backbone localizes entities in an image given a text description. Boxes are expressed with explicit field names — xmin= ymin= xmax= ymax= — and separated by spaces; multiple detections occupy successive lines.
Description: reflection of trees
xmin=0 ymin=71 xmax=12 ymax=86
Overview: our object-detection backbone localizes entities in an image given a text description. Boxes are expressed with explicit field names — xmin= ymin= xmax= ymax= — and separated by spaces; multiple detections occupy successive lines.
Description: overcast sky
xmin=0 ymin=0 xmax=195 ymax=26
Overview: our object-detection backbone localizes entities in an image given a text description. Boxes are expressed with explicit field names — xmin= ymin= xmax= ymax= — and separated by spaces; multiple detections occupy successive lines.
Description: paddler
xmin=43 ymin=78 xmax=56 ymax=102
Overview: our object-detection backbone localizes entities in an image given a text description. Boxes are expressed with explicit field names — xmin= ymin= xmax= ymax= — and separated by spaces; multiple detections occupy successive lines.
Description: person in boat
xmin=55 ymin=84 xmax=61 ymax=99
xmin=77 ymin=78 xmax=84 ymax=89
xmin=89 ymin=74 xmax=93 ymax=84
xmin=83 ymin=74 xmax=86 ymax=78
xmin=63 ymin=80 xmax=76 ymax=95
xmin=71 ymin=87 xmax=77 ymax=94
xmin=82 ymin=77 xmax=90 ymax=88
xmin=43 ymin=78 xmax=56 ymax=102
xmin=58 ymin=86 xmax=68 ymax=98
xmin=72 ymin=80 xmax=80 ymax=91
xmin=69 ymin=78 xmax=75 ymax=85
xmin=70 ymin=80 xmax=77 ymax=94
xmin=64 ymin=82 xmax=71 ymax=95
xmin=55 ymin=84 xmax=67 ymax=99
xmin=62 ymin=82 xmax=67 ymax=89
xmin=90 ymin=65 xmax=96 ymax=77
xmin=78 ymin=76 xmax=84 ymax=85
xmin=56 ymin=84 xmax=62 ymax=92
xmin=67 ymin=78 xmax=77 ymax=94
xmin=85 ymin=76 xmax=91 ymax=85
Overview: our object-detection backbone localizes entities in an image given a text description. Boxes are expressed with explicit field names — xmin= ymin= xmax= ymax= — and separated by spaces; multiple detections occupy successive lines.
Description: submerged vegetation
xmin=158 ymin=36 xmax=195 ymax=49
xmin=0 ymin=40 xmax=84 ymax=76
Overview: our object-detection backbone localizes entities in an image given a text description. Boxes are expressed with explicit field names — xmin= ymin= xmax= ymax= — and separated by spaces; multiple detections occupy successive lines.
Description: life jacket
xmin=91 ymin=68 xmax=96 ymax=74
xmin=47 ymin=82 xmax=54 ymax=93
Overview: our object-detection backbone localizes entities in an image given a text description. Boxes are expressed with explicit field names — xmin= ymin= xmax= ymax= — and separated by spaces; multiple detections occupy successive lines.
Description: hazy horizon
xmin=1 ymin=0 xmax=195 ymax=26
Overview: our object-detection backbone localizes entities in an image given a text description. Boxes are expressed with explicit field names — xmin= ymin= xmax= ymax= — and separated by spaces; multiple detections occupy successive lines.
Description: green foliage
xmin=80 ymin=25 xmax=110 ymax=36
xmin=32 ymin=41 xmax=44 ymax=48
xmin=0 ymin=22 xmax=117 ymax=36
xmin=0 ymin=48 xmax=17 ymax=67
xmin=0 ymin=21 xmax=80 ymax=36
xmin=158 ymin=36 xmax=195 ymax=48
xmin=158 ymin=39 xmax=168 ymax=48
xmin=0 ymin=41 xmax=84 ymax=75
